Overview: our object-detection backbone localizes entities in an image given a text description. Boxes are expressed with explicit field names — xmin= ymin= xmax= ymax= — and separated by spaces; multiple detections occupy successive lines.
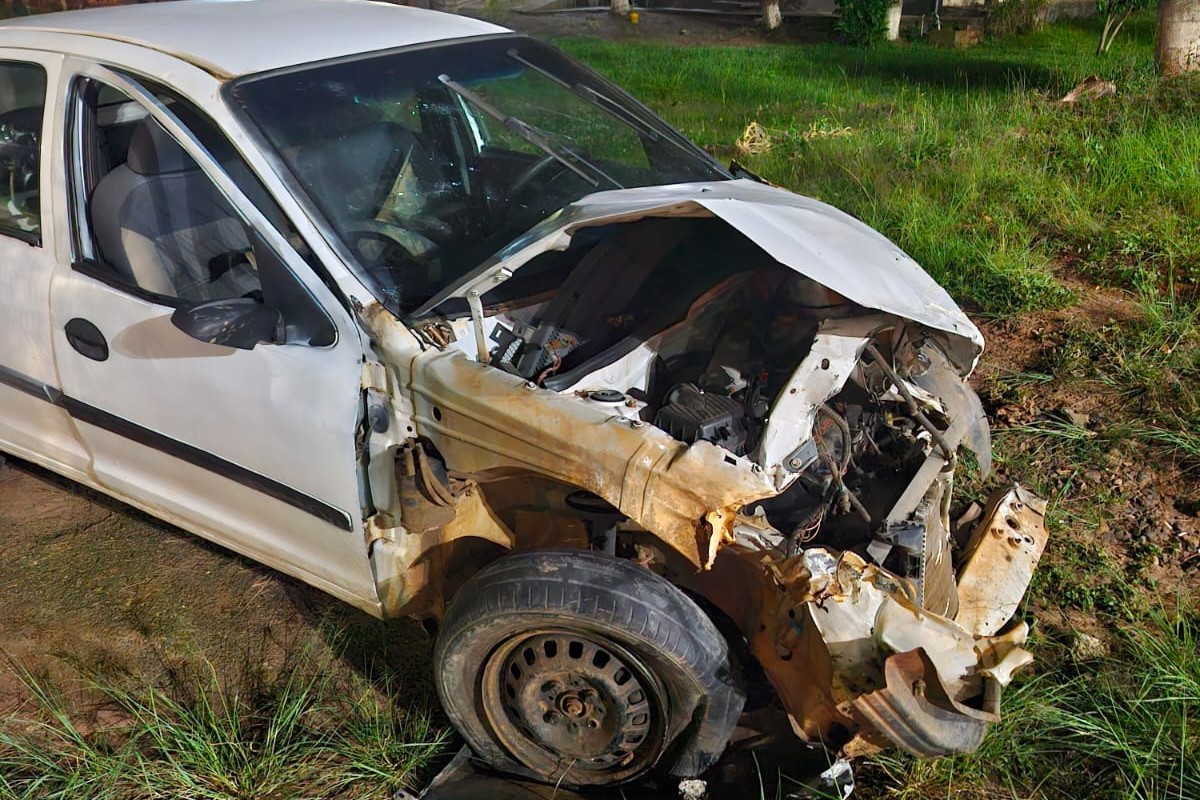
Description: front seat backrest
xmin=90 ymin=115 xmax=254 ymax=301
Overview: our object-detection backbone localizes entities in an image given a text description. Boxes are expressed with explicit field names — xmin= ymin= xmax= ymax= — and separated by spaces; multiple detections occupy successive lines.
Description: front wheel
xmin=434 ymin=549 xmax=744 ymax=788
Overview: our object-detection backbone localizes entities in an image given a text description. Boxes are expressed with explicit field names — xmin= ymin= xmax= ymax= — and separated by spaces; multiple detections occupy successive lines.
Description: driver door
xmin=47 ymin=63 xmax=380 ymax=613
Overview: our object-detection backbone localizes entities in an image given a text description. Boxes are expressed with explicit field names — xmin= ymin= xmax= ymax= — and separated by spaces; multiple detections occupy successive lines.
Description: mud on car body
xmin=0 ymin=0 xmax=1047 ymax=789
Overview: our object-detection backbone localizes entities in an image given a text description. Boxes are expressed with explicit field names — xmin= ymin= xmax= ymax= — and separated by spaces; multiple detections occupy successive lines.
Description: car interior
xmin=0 ymin=63 xmax=47 ymax=240
xmin=79 ymin=82 xmax=263 ymax=304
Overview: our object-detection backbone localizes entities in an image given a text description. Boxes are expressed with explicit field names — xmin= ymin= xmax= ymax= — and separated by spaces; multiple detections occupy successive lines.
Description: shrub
xmin=987 ymin=0 xmax=1051 ymax=37
xmin=834 ymin=0 xmax=897 ymax=47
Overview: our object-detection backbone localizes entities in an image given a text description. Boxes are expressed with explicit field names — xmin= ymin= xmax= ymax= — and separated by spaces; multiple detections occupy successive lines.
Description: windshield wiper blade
xmin=505 ymin=49 xmax=661 ymax=143
xmin=438 ymin=73 xmax=620 ymax=190
xmin=506 ymin=49 xmax=715 ymax=166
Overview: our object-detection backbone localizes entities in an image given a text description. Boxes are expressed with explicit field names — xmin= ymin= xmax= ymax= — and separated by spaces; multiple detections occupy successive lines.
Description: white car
xmin=0 ymin=0 xmax=1048 ymax=788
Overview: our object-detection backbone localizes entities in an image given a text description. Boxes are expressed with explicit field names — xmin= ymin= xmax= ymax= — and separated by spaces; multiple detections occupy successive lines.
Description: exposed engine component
xmin=464 ymin=218 xmax=963 ymax=578
xmin=653 ymin=383 xmax=749 ymax=455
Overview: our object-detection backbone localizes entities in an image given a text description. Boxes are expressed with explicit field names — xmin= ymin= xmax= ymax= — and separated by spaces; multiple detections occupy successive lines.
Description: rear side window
xmin=0 ymin=61 xmax=46 ymax=243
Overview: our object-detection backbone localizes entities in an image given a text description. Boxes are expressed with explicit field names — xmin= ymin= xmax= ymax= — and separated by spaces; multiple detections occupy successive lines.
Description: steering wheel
xmin=346 ymin=220 xmax=441 ymax=295
xmin=507 ymin=153 xmax=561 ymax=201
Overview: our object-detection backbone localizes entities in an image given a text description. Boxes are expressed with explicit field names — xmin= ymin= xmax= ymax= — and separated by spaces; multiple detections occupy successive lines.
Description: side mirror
xmin=171 ymin=298 xmax=282 ymax=350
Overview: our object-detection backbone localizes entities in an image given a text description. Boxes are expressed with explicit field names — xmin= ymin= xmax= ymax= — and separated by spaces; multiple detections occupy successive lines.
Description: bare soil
xmin=0 ymin=456 xmax=433 ymax=727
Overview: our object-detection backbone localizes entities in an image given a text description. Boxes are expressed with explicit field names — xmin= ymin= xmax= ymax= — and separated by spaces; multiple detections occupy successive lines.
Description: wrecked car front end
xmin=231 ymin=23 xmax=1046 ymax=778
xmin=358 ymin=179 xmax=1049 ymax=764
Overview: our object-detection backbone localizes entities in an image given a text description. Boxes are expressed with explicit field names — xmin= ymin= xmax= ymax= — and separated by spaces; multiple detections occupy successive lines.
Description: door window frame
xmin=62 ymin=60 xmax=338 ymax=345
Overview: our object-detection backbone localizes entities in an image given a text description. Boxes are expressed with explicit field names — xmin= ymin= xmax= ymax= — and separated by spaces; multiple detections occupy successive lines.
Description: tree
xmin=1157 ymin=0 xmax=1200 ymax=75
xmin=1096 ymin=0 xmax=1152 ymax=53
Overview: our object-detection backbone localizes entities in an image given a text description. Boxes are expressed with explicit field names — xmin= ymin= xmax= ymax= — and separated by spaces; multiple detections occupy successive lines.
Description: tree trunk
xmin=1157 ymin=0 xmax=1200 ymax=76
xmin=611 ymin=0 xmax=631 ymax=16
xmin=886 ymin=0 xmax=904 ymax=40
xmin=763 ymin=0 xmax=782 ymax=30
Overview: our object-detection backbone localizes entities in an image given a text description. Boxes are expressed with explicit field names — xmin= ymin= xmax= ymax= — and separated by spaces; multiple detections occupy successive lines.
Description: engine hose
xmin=865 ymin=343 xmax=956 ymax=466
xmin=816 ymin=404 xmax=853 ymax=472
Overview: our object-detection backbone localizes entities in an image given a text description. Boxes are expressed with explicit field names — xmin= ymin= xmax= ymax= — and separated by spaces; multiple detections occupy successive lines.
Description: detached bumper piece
xmin=856 ymin=484 xmax=1047 ymax=757
xmin=796 ymin=484 xmax=1048 ymax=759
xmin=955 ymin=484 xmax=1050 ymax=637
xmin=851 ymin=649 xmax=999 ymax=757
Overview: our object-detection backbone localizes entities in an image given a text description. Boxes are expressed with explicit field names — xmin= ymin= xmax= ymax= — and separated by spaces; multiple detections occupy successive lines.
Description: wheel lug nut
xmin=543 ymin=712 xmax=560 ymax=724
xmin=587 ymin=719 xmax=599 ymax=729
xmin=541 ymin=681 xmax=561 ymax=694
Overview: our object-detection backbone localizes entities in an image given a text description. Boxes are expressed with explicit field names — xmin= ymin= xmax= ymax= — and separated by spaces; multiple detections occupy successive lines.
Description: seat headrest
xmin=127 ymin=116 xmax=198 ymax=176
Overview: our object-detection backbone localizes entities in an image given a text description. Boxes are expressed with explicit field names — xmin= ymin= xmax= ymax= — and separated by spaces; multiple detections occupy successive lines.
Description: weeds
xmin=0 ymin=650 xmax=445 ymax=800
xmin=864 ymin=608 xmax=1200 ymax=800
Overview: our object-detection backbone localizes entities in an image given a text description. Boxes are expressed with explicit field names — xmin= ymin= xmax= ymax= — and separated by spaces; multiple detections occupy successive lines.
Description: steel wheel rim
xmin=480 ymin=627 xmax=667 ymax=782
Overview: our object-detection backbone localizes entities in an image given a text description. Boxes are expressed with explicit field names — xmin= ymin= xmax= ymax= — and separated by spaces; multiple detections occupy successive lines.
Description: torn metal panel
xmin=955 ymin=484 xmax=1049 ymax=637
xmin=756 ymin=324 xmax=870 ymax=487
xmin=371 ymin=481 xmax=514 ymax=618
xmin=850 ymin=649 xmax=996 ymax=757
xmin=793 ymin=547 xmax=1031 ymax=707
xmin=689 ymin=534 xmax=1039 ymax=760
xmin=387 ymin=342 xmax=777 ymax=571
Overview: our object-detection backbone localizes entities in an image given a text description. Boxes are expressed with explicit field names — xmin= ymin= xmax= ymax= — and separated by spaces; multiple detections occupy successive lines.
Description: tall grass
xmin=864 ymin=609 xmax=1200 ymax=800
xmin=0 ymin=652 xmax=446 ymax=800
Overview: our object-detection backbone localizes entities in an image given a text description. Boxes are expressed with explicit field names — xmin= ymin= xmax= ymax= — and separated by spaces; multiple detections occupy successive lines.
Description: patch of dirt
xmin=969 ymin=283 xmax=1200 ymax=606
xmin=972 ymin=282 xmax=1141 ymax=422
xmin=0 ymin=456 xmax=431 ymax=727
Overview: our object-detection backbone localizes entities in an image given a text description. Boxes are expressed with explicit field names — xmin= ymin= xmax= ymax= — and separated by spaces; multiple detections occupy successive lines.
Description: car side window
xmin=0 ymin=61 xmax=46 ymax=244
xmin=75 ymin=80 xmax=267 ymax=305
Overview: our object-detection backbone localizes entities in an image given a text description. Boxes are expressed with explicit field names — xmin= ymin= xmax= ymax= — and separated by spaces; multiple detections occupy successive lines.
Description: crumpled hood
xmin=426 ymin=178 xmax=984 ymax=370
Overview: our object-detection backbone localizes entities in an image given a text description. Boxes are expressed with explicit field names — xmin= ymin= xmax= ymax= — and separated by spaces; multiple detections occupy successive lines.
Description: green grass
xmin=561 ymin=15 xmax=1200 ymax=315
xmin=861 ymin=608 xmax=1200 ymax=800
xmin=0 ymin=646 xmax=446 ymax=800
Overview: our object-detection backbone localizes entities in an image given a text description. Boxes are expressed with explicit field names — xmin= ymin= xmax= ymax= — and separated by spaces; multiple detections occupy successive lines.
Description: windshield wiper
xmin=437 ymin=74 xmax=621 ymax=190
xmin=505 ymin=49 xmax=660 ymax=142
xmin=505 ymin=49 xmax=713 ymax=165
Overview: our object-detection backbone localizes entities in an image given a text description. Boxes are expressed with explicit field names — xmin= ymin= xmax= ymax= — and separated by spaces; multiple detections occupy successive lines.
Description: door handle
xmin=64 ymin=318 xmax=109 ymax=362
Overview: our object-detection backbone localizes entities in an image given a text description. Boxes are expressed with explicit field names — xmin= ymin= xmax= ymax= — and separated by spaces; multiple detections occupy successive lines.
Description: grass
xmin=861 ymin=608 xmax=1200 ymax=800
xmin=0 ymin=645 xmax=446 ymax=800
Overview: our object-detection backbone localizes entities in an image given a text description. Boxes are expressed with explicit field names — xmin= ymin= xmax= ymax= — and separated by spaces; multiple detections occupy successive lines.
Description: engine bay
xmin=426 ymin=216 xmax=972 ymax=572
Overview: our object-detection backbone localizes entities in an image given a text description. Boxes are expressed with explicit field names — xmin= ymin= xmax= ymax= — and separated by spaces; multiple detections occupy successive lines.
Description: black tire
xmin=434 ymin=548 xmax=745 ymax=788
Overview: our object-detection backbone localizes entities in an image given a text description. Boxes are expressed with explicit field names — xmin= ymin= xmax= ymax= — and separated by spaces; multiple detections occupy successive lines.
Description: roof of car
xmin=0 ymin=0 xmax=511 ymax=79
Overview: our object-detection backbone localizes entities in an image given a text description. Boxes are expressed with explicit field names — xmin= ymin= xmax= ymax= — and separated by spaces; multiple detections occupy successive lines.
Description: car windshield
xmin=230 ymin=35 xmax=729 ymax=315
